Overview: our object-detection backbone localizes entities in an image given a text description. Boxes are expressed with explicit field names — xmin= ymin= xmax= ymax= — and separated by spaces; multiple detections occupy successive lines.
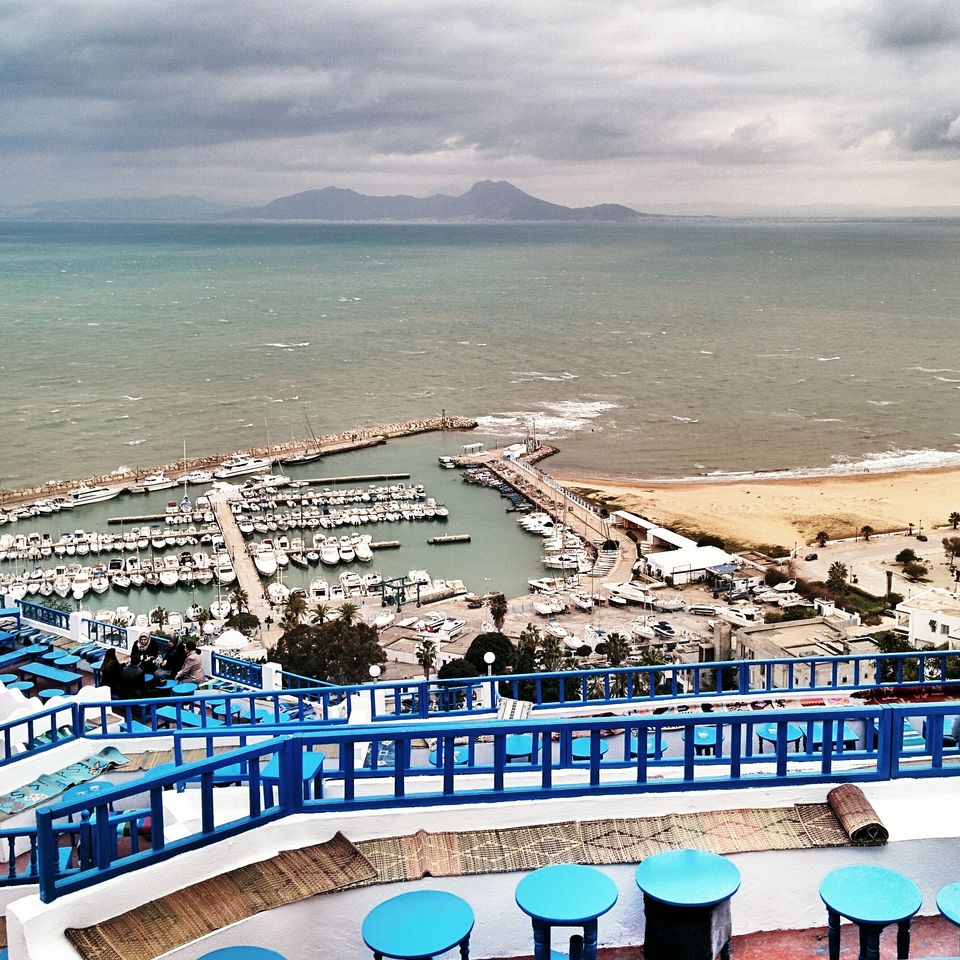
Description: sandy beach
xmin=558 ymin=465 xmax=960 ymax=551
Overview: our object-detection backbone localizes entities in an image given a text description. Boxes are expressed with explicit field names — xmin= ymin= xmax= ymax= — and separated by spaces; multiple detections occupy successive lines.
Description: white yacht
xmin=308 ymin=577 xmax=329 ymax=602
xmin=213 ymin=455 xmax=273 ymax=479
xmin=319 ymin=539 xmax=340 ymax=566
xmin=69 ymin=483 xmax=125 ymax=506
xmin=139 ymin=471 xmax=178 ymax=492
xmin=253 ymin=547 xmax=278 ymax=578
xmin=182 ymin=469 xmax=214 ymax=485
xmin=353 ymin=536 xmax=373 ymax=562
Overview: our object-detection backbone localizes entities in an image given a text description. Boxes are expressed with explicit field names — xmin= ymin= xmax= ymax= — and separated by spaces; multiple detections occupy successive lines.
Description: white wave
xmin=87 ymin=322 xmax=99 ymax=326
xmin=936 ymin=376 xmax=960 ymax=383
xmin=123 ymin=395 xmax=144 ymax=401
xmin=817 ymin=356 xmax=840 ymax=362
xmin=264 ymin=342 xmax=309 ymax=349
xmin=476 ymin=399 xmax=618 ymax=439
xmin=867 ymin=400 xmax=897 ymax=406
xmin=699 ymin=351 xmax=714 ymax=355
xmin=510 ymin=370 xmax=580 ymax=384
xmin=812 ymin=418 xmax=843 ymax=423
xmin=671 ymin=416 xmax=700 ymax=423
xmin=913 ymin=366 xmax=958 ymax=373
xmin=112 ymin=415 xmax=130 ymax=420
xmin=126 ymin=439 xmax=146 ymax=446
xmin=693 ymin=447 xmax=960 ymax=482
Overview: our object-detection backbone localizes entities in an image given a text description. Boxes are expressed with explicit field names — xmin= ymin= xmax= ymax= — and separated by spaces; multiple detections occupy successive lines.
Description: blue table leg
xmin=860 ymin=923 xmax=882 ymax=960
xmin=827 ymin=909 xmax=841 ymax=960
xmin=720 ymin=940 xmax=731 ymax=960
xmin=532 ymin=918 xmax=551 ymax=960
xmin=582 ymin=918 xmax=598 ymax=960
xmin=896 ymin=919 xmax=911 ymax=959
xmin=459 ymin=934 xmax=470 ymax=959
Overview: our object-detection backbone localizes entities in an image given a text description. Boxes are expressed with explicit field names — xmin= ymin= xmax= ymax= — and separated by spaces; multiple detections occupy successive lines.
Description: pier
xmin=207 ymin=491 xmax=280 ymax=646
xmin=301 ymin=472 xmax=410 ymax=485
xmin=428 ymin=533 xmax=471 ymax=545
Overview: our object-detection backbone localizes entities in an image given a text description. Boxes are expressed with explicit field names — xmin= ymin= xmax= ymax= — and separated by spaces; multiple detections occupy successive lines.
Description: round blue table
xmin=937 ymin=882 xmax=960 ymax=957
xmin=505 ymin=734 xmax=538 ymax=762
xmin=19 ymin=644 xmax=49 ymax=657
xmin=756 ymin=721 xmax=804 ymax=753
xmin=515 ymin=864 xmax=618 ymax=960
xmin=819 ymin=865 xmax=921 ymax=960
xmin=571 ymin=738 xmax=609 ymax=762
xmin=54 ymin=654 xmax=81 ymax=667
xmin=0 ymin=674 xmax=18 ymax=685
xmin=41 ymin=651 xmax=64 ymax=662
xmin=213 ymin=701 xmax=246 ymax=717
xmin=197 ymin=947 xmax=288 ymax=960
xmin=362 ymin=889 xmax=474 ymax=959
xmin=172 ymin=682 xmax=198 ymax=696
xmin=6 ymin=681 xmax=33 ymax=692
xmin=636 ymin=849 xmax=741 ymax=960
xmin=38 ymin=688 xmax=66 ymax=700
xmin=684 ymin=726 xmax=719 ymax=756
xmin=429 ymin=746 xmax=469 ymax=766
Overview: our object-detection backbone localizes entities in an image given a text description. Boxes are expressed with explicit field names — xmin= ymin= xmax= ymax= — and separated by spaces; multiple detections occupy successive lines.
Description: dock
xmin=300 ymin=473 xmax=410 ymax=485
xmin=108 ymin=513 xmax=179 ymax=525
xmin=370 ymin=540 xmax=401 ymax=550
xmin=207 ymin=491 xmax=281 ymax=646
xmin=427 ymin=534 xmax=471 ymax=545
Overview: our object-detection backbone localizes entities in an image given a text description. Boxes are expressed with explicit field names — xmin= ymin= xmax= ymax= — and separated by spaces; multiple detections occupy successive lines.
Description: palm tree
xmin=416 ymin=639 xmax=437 ymax=680
xmin=339 ymin=601 xmax=359 ymax=627
xmin=816 ymin=531 xmax=829 ymax=548
xmin=230 ymin=587 xmax=249 ymax=615
xmin=488 ymin=593 xmax=508 ymax=631
xmin=826 ymin=561 xmax=848 ymax=593
xmin=605 ymin=632 xmax=630 ymax=668
xmin=283 ymin=592 xmax=308 ymax=627
xmin=311 ymin=602 xmax=331 ymax=625
xmin=860 ymin=525 xmax=874 ymax=541
xmin=949 ymin=511 xmax=960 ymax=530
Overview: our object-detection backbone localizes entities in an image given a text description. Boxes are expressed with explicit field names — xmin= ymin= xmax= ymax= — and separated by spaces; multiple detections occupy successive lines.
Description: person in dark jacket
xmin=116 ymin=662 xmax=148 ymax=700
xmin=154 ymin=638 xmax=187 ymax=682
xmin=99 ymin=649 xmax=123 ymax=699
xmin=130 ymin=634 xmax=159 ymax=671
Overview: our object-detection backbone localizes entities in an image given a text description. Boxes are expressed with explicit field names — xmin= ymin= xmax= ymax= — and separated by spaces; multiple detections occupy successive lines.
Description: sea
xmin=1 ymin=218 xmax=959 ymax=605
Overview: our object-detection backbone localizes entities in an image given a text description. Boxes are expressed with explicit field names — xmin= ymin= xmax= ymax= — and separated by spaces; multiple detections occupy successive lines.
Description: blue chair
xmin=362 ymin=890 xmax=474 ymax=959
xmin=819 ymin=865 xmax=921 ymax=960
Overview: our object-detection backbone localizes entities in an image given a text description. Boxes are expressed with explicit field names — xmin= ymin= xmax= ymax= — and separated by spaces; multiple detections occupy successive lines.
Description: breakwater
xmin=2 ymin=415 xmax=477 ymax=507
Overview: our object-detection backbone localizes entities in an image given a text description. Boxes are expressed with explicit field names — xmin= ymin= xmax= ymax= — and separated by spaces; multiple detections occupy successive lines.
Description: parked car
xmin=804 ymin=553 xmax=818 ymax=561
xmin=917 ymin=534 xmax=928 ymax=542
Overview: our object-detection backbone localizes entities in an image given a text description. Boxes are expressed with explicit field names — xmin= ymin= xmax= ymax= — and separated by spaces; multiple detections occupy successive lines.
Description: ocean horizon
xmin=1 ymin=218 xmax=958 ymax=490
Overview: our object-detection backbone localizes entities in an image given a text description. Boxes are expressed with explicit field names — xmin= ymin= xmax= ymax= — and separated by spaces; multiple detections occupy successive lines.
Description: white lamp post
xmin=368 ymin=664 xmax=382 ymax=681
xmin=483 ymin=650 xmax=496 ymax=676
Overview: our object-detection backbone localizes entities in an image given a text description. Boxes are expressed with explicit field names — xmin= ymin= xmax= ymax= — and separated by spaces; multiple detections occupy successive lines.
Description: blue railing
xmin=19 ymin=600 xmax=70 ymax=632
xmin=279 ymin=669 xmax=337 ymax=691
xmin=0 ymin=702 xmax=78 ymax=766
xmin=2 ymin=825 xmax=44 ymax=885
xmin=21 ymin=698 xmax=960 ymax=901
xmin=82 ymin=619 xmax=128 ymax=648
xmin=211 ymin=652 xmax=264 ymax=688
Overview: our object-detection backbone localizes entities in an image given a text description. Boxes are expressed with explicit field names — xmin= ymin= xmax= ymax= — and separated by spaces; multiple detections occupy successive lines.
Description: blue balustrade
xmin=211 ymin=653 xmax=264 ymax=688
xmin=18 ymin=600 xmax=70 ymax=632
xmin=1 ymin=826 xmax=43 ymax=884
xmin=83 ymin=619 xmax=129 ymax=648
xmin=0 ymin=702 xmax=79 ymax=767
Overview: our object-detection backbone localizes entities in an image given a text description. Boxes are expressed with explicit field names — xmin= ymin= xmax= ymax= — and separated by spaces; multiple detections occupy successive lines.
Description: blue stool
xmin=516 ymin=863 xmax=617 ymax=960
xmin=820 ymin=865 xmax=921 ymax=960
xmin=38 ymin=688 xmax=66 ymax=700
xmin=55 ymin=655 xmax=81 ymax=667
xmin=937 ymin=882 xmax=960 ymax=956
xmin=684 ymin=726 xmax=719 ymax=756
xmin=429 ymin=746 xmax=469 ymax=766
xmin=505 ymin=733 xmax=538 ymax=762
xmin=756 ymin=721 xmax=804 ymax=753
xmin=630 ymin=734 xmax=666 ymax=760
xmin=0 ymin=673 xmax=18 ymax=684
xmin=636 ymin=849 xmax=741 ymax=960
xmin=7 ymin=681 xmax=33 ymax=692
xmin=197 ymin=948 xmax=288 ymax=960
xmin=571 ymin=738 xmax=608 ymax=762
xmin=362 ymin=889 xmax=474 ymax=959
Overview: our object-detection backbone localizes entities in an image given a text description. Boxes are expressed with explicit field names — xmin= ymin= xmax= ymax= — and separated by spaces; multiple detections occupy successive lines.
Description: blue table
xmin=429 ymin=746 xmax=469 ymax=766
xmin=38 ymin=688 xmax=66 ymax=700
xmin=197 ymin=947 xmax=288 ymax=960
xmin=362 ymin=889 xmax=474 ymax=959
xmin=172 ymin=682 xmax=198 ymax=696
xmin=684 ymin=726 xmax=719 ymax=756
xmin=636 ymin=849 xmax=741 ymax=960
xmin=42 ymin=651 xmax=64 ymax=663
xmin=19 ymin=662 xmax=83 ymax=694
xmin=809 ymin=721 xmax=858 ymax=752
xmin=505 ymin=734 xmax=538 ymax=762
xmin=756 ymin=721 xmax=804 ymax=753
xmin=19 ymin=644 xmax=50 ymax=657
xmin=819 ymin=865 xmax=921 ymax=960
xmin=937 ymin=882 xmax=960 ymax=957
xmin=515 ymin=864 xmax=618 ymax=960
xmin=0 ymin=673 xmax=18 ymax=684
xmin=55 ymin=655 xmax=81 ymax=667
xmin=260 ymin=751 xmax=326 ymax=805
xmin=6 ymin=680 xmax=32 ymax=691
xmin=571 ymin=738 xmax=609 ymax=762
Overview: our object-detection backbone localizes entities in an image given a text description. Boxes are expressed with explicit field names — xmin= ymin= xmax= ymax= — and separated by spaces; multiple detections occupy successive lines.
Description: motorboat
xmin=631 ymin=617 xmax=657 ymax=641
xmin=569 ymin=592 xmax=593 ymax=612
xmin=267 ymin=581 xmax=289 ymax=605
xmin=773 ymin=579 xmax=797 ymax=592
xmin=373 ymin=611 xmax=395 ymax=629
xmin=533 ymin=596 xmax=565 ymax=616
xmin=543 ymin=620 xmax=567 ymax=639
xmin=319 ymin=540 xmax=340 ymax=565
xmin=362 ymin=571 xmax=382 ymax=592
xmin=309 ymin=578 xmax=329 ymax=602
xmin=71 ymin=568 xmax=91 ymax=600
xmin=407 ymin=569 xmax=430 ymax=585
xmin=653 ymin=620 xmax=676 ymax=638
xmin=182 ymin=470 xmax=213 ymax=485
xmin=214 ymin=553 xmax=236 ymax=585
xmin=213 ymin=455 xmax=273 ymax=479
xmin=69 ymin=483 xmax=125 ymax=506
xmin=354 ymin=537 xmax=373 ymax=562
xmin=253 ymin=547 xmax=278 ymax=578
xmin=653 ymin=594 xmax=685 ymax=613
xmin=139 ymin=471 xmax=178 ymax=493
xmin=338 ymin=571 xmax=363 ymax=594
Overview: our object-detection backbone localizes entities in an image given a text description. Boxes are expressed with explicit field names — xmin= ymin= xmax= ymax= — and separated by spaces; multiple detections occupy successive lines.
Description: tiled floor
xmin=508 ymin=913 xmax=960 ymax=958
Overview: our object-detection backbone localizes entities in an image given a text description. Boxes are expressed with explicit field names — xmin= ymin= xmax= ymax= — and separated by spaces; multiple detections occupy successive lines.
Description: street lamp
xmin=368 ymin=664 xmax=382 ymax=681
xmin=483 ymin=650 xmax=496 ymax=676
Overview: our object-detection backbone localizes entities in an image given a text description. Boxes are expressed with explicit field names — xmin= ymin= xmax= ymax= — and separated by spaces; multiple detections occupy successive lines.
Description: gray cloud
xmin=1 ymin=0 xmax=959 ymax=208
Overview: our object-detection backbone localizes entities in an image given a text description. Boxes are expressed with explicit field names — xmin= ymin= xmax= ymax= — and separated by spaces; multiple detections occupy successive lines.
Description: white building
xmin=643 ymin=544 xmax=739 ymax=585
xmin=895 ymin=587 xmax=960 ymax=649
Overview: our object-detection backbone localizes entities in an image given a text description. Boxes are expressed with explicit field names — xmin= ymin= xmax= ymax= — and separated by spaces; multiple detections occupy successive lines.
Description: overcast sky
xmin=2 ymin=0 xmax=959 ymax=210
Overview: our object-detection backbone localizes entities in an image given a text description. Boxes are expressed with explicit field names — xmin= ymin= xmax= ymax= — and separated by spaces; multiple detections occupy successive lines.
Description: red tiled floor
xmin=508 ymin=913 xmax=960 ymax=958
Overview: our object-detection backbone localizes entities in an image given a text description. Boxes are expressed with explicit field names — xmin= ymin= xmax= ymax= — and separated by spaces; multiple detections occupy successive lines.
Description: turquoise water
xmin=1 ymin=219 xmax=959 ymax=490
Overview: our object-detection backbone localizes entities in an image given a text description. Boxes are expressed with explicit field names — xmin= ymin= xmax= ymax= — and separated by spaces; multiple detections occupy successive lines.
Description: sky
xmin=2 ymin=0 xmax=960 ymax=212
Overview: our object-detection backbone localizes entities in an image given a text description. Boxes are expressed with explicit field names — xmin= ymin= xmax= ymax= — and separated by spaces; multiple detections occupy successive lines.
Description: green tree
xmin=902 ymin=561 xmax=928 ymax=582
xmin=895 ymin=548 xmax=918 ymax=564
xmin=488 ymin=593 xmax=508 ymax=631
xmin=949 ymin=511 xmax=960 ymax=530
xmin=538 ymin=634 xmax=564 ymax=673
xmin=860 ymin=525 xmax=874 ymax=541
xmin=464 ymin=631 xmax=515 ymax=674
xmin=311 ymin=602 xmax=332 ymax=625
xmin=604 ymin=632 xmax=630 ymax=667
xmin=274 ymin=618 xmax=385 ymax=686
xmin=816 ymin=531 xmax=829 ymax=548
xmin=339 ymin=601 xmax=359 ymax=627
xmin=229 ymin=587 xmax=249 ymax=614
xmin=225 ymin=611 xmax=260 ymax=635
xmin=416 ymin=638 xmax=437 ymax=680
xmin=826 ymin=561 xmax=848 ymax=593
xmin=281 ymin=591 xmax=308 ymax=629
xmin=438 ymin=657 xmax=478 ymax=680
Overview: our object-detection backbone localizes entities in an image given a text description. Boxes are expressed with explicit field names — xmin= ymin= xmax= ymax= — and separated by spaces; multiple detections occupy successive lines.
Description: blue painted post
xmin=278 ymin=736 xmax=305 ymax=813
xmin=34 ymin=808 xmax=58 ymax=903
xmin=729 ymin=724 xmax=742 ymax=781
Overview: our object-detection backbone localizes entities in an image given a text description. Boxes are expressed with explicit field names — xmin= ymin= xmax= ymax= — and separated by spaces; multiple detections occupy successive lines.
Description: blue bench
xmin=155 ymin=706 xmax=224 ymax=729
xmin=19 ymin=662 xmax=83 ymax=694
xmin=0 ymin=649 xmax=33 ymax=671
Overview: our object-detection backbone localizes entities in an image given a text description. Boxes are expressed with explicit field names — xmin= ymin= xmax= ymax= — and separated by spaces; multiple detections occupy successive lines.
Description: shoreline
xmin=1 ymin=415 xmax=477 ymax=508
xmin=557 ymin=462 xmax=960 ymax=550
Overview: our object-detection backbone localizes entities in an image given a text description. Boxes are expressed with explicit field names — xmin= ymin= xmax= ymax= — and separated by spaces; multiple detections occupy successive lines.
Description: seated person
xmin=130 ymin=634 xmax=160 ymax=671
xmin=154 ymin=638 xmax=187 ymax=682
xmin=116 ymin=661 xmax=148 ymax=700
xmin=99 ymin=648 xmax=123 ymax=699
xmin=175 ymin=641 xmax=205 ymax=685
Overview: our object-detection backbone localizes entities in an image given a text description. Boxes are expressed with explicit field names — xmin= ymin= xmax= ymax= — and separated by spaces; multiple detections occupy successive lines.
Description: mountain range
xmin=1 ymin=181 xmax=652 ymax=222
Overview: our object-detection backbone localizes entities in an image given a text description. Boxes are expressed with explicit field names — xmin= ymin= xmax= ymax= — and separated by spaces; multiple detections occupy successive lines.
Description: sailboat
xmin=280 ymin=411 xmax=325 ymax=465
